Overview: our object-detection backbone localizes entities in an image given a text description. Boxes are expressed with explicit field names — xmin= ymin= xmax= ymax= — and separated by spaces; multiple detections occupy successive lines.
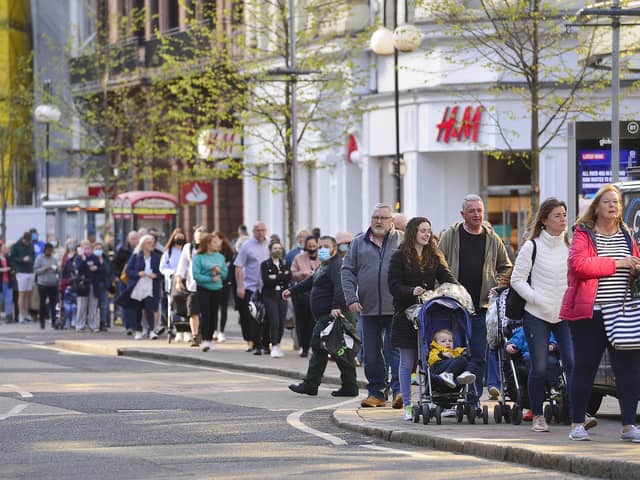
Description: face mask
xmin=31 ymin=233 xmax=38 ymax=241
xmin=94 ymin=249 xmax=103 ymax=257
xmin=306 ymin=248 xmax=317 ymax=258
xmin=338 ymin=243 xmax=350 ymax=253
xmin=271 ymin=250 xmax=283 ymax=259
xmin=318 ymin=247 xmax=331 ymax=262
xmin=175 ymin=238 xmax=186 ymax=246
xmin=77 ymin=247 xmax=83 ymax=256
xmin=50 ymin=240 xmax=58 ymax=248
xmin=68 ymin=245 xmax=76 ymax=252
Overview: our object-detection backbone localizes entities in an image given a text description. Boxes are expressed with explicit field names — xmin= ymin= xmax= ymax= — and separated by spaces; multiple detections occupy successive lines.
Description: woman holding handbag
xmin=510 ymin=197 xmax=574 ymax=433
xmin=388 ymin=216 xmax=456 ymax=421
xmin=560 ymin=184 xmax=640 ymax=442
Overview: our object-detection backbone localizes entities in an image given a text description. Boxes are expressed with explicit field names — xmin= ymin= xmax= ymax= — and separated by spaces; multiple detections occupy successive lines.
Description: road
xmin=0 ymin=339 xmax=593 ymax=479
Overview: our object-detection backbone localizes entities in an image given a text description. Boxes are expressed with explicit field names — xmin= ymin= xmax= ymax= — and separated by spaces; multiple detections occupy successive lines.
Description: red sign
xmin=181 ymin=181 xmax=212 ymax=205
xmin=436 ymin=106 xmax=482 ymax=143
xmin=88 ymin=185 xmax=116 ymax=199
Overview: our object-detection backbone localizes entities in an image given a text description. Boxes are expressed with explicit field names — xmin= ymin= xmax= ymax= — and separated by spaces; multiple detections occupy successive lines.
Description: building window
xmin=202 ymin=0 xmax=216 ymax=27
xmin=150 ymin=0 xmax=160 ymax=34
xmin=167 ymin=0 xmax=180 ymax=30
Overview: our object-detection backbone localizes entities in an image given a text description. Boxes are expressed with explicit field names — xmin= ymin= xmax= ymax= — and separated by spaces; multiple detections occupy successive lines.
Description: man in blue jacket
xmin=342 ymin=203 xmax=403 ymax=408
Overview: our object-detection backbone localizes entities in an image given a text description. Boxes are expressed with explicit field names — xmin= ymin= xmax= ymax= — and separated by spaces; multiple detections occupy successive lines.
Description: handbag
xmin=120 ymin=265 xmax=129 ymax=285
xmin=600 ymin=280 xmax=640 ymax=350
xmin=131 ymin=276 xmax=153 ymax=301
xmin=505 ymin=240 xmax=537 ymax=320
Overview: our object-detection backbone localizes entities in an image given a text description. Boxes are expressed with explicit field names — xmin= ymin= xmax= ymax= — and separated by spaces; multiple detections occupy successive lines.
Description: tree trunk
xmin=530 ymin=0 xmax=541 ymax=217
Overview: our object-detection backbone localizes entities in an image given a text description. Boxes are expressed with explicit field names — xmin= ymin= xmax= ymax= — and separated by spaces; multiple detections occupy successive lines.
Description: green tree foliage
xmin=422 ymin=0 xmax=609 ymax=212
xmin=0 ymin=53 xmax=34 ymax=241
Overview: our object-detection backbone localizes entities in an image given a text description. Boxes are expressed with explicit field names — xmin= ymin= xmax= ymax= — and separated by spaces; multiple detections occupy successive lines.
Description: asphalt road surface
xmin=0 ymin=339 xmax=593 ymax=479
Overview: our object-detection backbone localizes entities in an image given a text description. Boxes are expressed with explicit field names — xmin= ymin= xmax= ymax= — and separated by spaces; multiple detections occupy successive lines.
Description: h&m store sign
xmin=436 ymin=105 xmax=482 ymax=144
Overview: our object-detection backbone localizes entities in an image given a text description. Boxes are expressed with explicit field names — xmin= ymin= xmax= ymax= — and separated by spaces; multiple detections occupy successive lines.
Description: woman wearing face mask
xmin=92 ymin=242 xmax=112 ymax=331
xmin=291 ymin=236 xmax=322 ymax=357
xmin=261 ymin=241 xmax=292 ymax=358
xmin=73 ymin=240 xmax=104 ymax=332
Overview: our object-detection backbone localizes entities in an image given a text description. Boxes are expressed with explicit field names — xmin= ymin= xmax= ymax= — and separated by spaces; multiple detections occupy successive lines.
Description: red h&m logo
xmin=436 ymin=106 xmax=482 ymax=143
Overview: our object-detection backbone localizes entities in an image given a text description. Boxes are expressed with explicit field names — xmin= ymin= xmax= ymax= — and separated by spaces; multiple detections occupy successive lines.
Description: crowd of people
xmin=2 ymin=184 xmax=639 ymax=444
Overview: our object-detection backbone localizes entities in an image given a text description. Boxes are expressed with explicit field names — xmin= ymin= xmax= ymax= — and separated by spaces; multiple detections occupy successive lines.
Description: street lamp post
xmin=370 ymin=2 xmax=421 ymax=212
xmin=34 ymin=79 xmax=61 ymax=202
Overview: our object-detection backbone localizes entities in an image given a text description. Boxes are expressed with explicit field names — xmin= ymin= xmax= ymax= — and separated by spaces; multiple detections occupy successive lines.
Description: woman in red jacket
xmin=560 ymin=184 xmax=640 ymax=442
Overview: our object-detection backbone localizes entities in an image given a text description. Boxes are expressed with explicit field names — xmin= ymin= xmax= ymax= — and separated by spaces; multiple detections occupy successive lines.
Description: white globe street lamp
xmin=34 ymin=80 xmax=61 ymax=201
xmin=370 ymin=2 xmax=421 ymax=212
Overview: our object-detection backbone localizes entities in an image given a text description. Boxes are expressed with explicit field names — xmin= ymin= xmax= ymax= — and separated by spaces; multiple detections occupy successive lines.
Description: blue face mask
xmin=94 ymin=249 xmax=103 ymax=257
xmin=31 ymin=233 xmax=37 ymax=241
xmin=317 ymin=247 xmax=331 ymax=262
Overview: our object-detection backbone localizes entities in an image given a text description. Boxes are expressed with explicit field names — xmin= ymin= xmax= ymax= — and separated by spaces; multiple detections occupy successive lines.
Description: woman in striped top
xmin=560 ymin=184 xmax=640 ymax=442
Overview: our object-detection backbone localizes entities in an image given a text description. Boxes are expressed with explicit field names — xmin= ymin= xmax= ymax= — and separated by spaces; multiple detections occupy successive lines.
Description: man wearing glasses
xmin=342 ymin=203 xmax=403 ymax=408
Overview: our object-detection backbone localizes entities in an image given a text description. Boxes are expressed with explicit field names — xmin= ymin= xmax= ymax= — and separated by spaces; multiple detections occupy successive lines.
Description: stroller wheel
xmin=482 ymin=405 xmax=489 ymax=424
xmin=512 ymin=405 xmax=523 ymax=425
xmin=467 ymin=404 xmax=476 ymax=424
xmin=456 ymin=404 xmax=464 ymax=423
xmin=434 ymin=406 xmax=442 ymax=425
xmin=422 ymin=407 xmax=430 ymax=425
xmin=544 ymin=404 xmax=553 ymax=424
xmin=413 ymin=404 xmax=421 ymax=423
xmin=503 ymin=405 xmax=512 ymax=424
xmin=493 ymin=404 xmax=503 ymax=424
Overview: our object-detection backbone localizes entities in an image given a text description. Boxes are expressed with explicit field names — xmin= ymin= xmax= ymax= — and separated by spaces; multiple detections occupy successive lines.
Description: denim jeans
xmin=97 ymin=285 xmax=111 ymax=329
xmin=486 ymin=349 xmax=501 ymax=390
xmin=570 ymin=312 xmax=640 ymax=425
xmin=399 ymin=347 xmax=417 ymax=407
xmin=469 ymin=311 xmax=487 ymax=396
xmin=361 ymin=314 xmax=400 ymax=399
xmin=2 ymin=280 xmax=13 ymax=318
xmin=522 ymin=311 xmax=574 ymax=416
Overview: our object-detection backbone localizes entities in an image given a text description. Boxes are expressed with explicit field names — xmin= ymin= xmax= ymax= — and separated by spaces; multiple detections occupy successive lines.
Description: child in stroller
xmin=413 ymin=296 xmax=489 ymax=425
xmin=429 ymin=329 xmax=476 ymax=389
xmin=505 ymin=325 xmax=562 ymax=402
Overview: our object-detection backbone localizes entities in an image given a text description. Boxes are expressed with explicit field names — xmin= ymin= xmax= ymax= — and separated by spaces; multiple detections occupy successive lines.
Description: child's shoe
xmin=438 ymin=372 xmax=456 ymax=388
xmin=456 ymin=371 xmax=476 ymax=385
xmin=403 ymin=405 xmax=414 ymax=421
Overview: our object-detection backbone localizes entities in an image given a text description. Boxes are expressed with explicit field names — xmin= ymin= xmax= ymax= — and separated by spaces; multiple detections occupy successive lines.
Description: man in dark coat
xmin=284 ymin=235 xmax=359 ymax=397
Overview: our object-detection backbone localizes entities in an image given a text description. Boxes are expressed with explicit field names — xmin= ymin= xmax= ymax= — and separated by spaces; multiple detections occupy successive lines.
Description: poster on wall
xmin=575 ymin=121 xmax=640 ymax=216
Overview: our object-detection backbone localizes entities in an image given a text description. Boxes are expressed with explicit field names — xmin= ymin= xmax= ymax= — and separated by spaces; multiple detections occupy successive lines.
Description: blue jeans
xmin=2 ymin=281 xmax=12 ymax=318
xmin=361 ymin=314 xmax=400 ymax=399
xmin=570 ymin=312 xmax=640 ymax=425
xmin=399 ymin=347 xmax=417 ymax=407
xmin=63 ymin=299 xmax=76 ymax=328
xmin=97 ymin=285 xmax=110 ymax=328
xmin=469 ymin=311 xmax=487 ymax=396
xmin=486 ymin=349 xmax=501 ymax=389
xmin=522 ymin=311 xmax=574 ymax=416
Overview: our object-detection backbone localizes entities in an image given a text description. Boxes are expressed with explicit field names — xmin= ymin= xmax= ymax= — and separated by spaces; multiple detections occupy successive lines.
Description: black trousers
xmin=219 ymin=282 xmax=231 ymax=333
xmin=263 ymin=291 xmax=286 ymax=346
xmin=238 ymin=288 xmax=254 ymax=342
xmin=293 ymin=292 xmax=313 ymax=353
xmin=197 ymin=287 xmax=222 ymax=342
xmin=38 ymin=285 xmax=58 ymax=328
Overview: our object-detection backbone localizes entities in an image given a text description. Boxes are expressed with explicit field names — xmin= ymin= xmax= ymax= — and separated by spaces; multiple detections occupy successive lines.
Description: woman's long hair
xmin=401 ymin=217 xmax=446 ymax=270
xmin=212 ymin=231 xmax=235 ymax=261
xmin=576 ymin=184 xmax=623 ymax=230
xmin=527 ymin=197 xmax=570 ymax=246
xmin=163 ymin=227 xmax=187 ymax=252
xmin=197 ymin=233 xmax=215 ymax=255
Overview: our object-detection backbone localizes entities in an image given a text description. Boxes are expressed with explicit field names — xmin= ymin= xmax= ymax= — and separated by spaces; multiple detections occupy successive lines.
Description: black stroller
xmin=491 ymin=288 xmax=570 ymax=425
xmin=412 ymin=296 xmax=488 ymax=425
xmin=166 ymin=274 xmax=191 ymax=343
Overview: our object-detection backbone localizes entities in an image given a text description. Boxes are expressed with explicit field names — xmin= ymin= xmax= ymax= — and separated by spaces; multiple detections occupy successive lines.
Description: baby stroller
xmin=412 ymin=296 xmax=489 ymax=425
xmin=167 ymin=274 xmax=191 ymax=343
xmin=490 ymin=288 xmax=570 ymax=425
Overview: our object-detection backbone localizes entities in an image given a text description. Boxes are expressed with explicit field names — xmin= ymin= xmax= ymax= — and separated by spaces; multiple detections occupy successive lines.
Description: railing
xmin=69 ymin=38 xmax=141 ymax=86
xmin=146 ymin=19 xmax=214 ymax=68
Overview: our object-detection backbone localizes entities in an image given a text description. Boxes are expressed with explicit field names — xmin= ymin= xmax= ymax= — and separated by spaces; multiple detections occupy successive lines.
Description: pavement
xmin=2 ymin=313 xmax=640 ymax=479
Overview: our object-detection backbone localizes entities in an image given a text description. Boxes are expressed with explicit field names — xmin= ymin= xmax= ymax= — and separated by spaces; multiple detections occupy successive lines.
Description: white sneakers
xmin=438 ymin=372 xmax=456 ymax=388
xmin=532 ymin=415 xmax=550 ymax=432
xmin=134 ymin=331 xmax=145 ymax=340
xmin=621 ymin=425 xmax=640 ymax=442
xmin=149 ymin=331 xmax=159 ymax=340
xmin=456 ymin=371 xmax=476 ymax=385
xmin=174 ymin=332 xmax=184 ymax=342
xmin=569 ymin=425 xmax=590 ymax=441
xmin=217 ymin=332 xmax=226 ymax=343
xmin=201 ymin=341 xmax=214 ymax=352
xmin=403 ymin=405 xmax=413 ymax=421
xmin=183 ymin=332 xmax=193 ymax=343
xmin=270 ymin=345 xmax=285 ymax=358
